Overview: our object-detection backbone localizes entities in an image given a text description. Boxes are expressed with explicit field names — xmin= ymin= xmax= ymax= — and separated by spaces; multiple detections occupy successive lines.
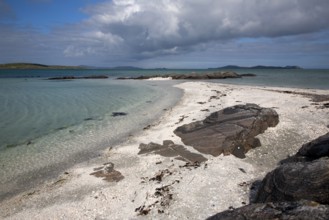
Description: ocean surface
xmin=0 ymin=68 xmax=328 ymax=200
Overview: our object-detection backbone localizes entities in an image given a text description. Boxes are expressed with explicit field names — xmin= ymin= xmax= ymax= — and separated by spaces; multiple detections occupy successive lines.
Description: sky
xmin=0 ymin=0 xmax=329 ymax=68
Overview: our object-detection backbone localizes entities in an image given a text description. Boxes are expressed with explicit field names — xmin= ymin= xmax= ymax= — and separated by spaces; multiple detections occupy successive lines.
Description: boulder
xmin=295 ymin=132 xmax=329 ymax=161
xmin=207 ymin=201 xmax=329 ymax=220
xmin=256 ymin=133 xmax=329 ymax=204
xmin=208 ymin=132 xmax=329 ymax=219
xmin=255 ymin=158 xmax=329 ymax=204
xmin=111 ymin=112 xmax=128 ymax=117
xmin=174 ymin=104 xmax=279 ymax=158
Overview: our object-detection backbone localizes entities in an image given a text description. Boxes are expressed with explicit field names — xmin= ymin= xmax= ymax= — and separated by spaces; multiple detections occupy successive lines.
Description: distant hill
xmin=0 ymin=63 xmax=85 ymax=69
xmin=111 ymin=66 xmax=143 ymax=70
xmin=210 ymin=65 xmax=303 ymax=70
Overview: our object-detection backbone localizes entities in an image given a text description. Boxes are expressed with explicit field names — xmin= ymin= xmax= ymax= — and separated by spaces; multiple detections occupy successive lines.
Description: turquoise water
xmin=0 ymin=79 xmax=155 ymax=149
xmin=1 ymin=68 xmax=328 ymax=89
xmin=0 ymin=68 xmax=328 ymax=200
xmin=0 ymin=75 xmax=182 ymax=200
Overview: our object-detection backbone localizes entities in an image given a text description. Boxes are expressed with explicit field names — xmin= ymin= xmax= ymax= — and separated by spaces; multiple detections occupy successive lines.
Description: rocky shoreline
xmin=208 ymin=132 xmax=329 ymax=219
xmin=117 ymin=71 xmax=255 ymax=80
xmin=47 ymin=75 xmax=109 ymax=80
xmin=1 ymin=82 xmax=328 ymax=219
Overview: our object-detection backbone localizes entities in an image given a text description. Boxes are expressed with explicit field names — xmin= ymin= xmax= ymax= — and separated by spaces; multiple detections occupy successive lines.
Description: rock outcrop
xmin=48 ymin=75 xmax=109 ymax=80
xmin=117 ymin=71 xmax=251 ymax=80
xmin=207 ymin=200 xmax=329 ymax=220
xmin=255 ymin=132 xmax=329 ymax=204
xmin=174 ymin=104 xmax=279 ymax=158
xmin=208 ymin=132 xmax=329 ymax=219
xmin=255 ymin=157 xmax=329 ymax=204
xmin=285 ymin=132 xmax=329 ymax=162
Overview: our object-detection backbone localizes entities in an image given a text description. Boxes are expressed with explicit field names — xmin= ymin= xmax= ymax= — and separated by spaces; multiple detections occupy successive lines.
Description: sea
xmin=0 ymin=68 xmax=328 ymax=200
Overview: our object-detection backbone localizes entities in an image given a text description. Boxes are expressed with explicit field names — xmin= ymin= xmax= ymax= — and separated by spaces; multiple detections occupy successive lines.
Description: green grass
xmin=0 ymin=63 xmax=85 ymax=69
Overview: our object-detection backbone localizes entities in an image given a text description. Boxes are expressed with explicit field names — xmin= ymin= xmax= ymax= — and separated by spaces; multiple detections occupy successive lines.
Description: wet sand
xmin=1 ymin=81 xmax=329 ymax=219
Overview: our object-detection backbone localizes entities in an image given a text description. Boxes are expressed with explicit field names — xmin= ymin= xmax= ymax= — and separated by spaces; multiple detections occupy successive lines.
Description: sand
xmin=1 ymin=82 xmax=329 ymax=220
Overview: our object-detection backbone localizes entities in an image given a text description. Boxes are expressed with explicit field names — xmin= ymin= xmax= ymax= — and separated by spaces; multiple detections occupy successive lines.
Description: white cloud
xmin=79 ymin=0 xmax=329 ymax=57
xmin=0 ymin=0 xmax=329 ymax=67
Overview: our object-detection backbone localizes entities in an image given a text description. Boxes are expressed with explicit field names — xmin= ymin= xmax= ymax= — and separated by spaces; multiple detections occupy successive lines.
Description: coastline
xmin=0 ymin=79 xmax=183 ymax=202
xmin=1 ymin=81 xmax=329 ymax=219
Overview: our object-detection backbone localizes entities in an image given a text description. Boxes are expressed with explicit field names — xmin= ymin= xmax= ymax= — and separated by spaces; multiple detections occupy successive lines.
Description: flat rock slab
xmin=138 ymin=140 xmax=207 ymax=163
xmin=90 ymin=162 xmax=124 ymax=182
xmin=174 ymin=104 xmax=279 ymax=158
xmin=207 ymin=201 xmax=329 ymax=220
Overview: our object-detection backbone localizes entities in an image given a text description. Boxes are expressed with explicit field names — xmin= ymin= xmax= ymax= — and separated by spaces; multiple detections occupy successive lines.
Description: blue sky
xmin=5 ymin=1 xmax=86 ymax=31
xmin=0 ymin=0 xmax=329 ymax=68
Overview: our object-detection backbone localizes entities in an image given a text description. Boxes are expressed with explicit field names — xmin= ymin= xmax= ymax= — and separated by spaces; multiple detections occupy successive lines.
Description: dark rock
xmin=82 ymin=75 xmax=108 ymax=79
xmin=48 ymin=76 xmax=75 ymax=80
xmin=255 ymin=133 xmax=329 ymax=204
xmin=255 ymin=157 xmax=329 ymax=204
xmin=174 ymin=104 xmax=279 ymax=158
xmin=209 ymin=132 xmax=329 ymax=219
xmin=48 ymin=75 xmax=108 ymax=80
xmin=117 ymin=71 xmax=244 ymax=80
xmin=240 ymin=73 xmax=256 ymax=77
xmin=138 ymin=140 xmax=207 ymax=163
xmin=281 ymin=132 xmax=329 ymax=163
xmin=238 ymin=168 xmax=246 ymax=173
xmin=207 ymin=200 xmax=329 ymax=220
xmin=111 ymin=112 xmax=127 ymax=117
xmin=297 ymin=132 xmax=329 ymax=160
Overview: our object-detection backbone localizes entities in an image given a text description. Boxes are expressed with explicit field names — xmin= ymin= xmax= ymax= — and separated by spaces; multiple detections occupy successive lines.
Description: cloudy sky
xmin=0 ymin=0 xmax=328 ymax=68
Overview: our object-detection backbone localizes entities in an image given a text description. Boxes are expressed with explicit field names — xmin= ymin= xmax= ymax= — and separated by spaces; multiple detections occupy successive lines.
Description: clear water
xmin=0 ymin=74 xmax=182 ymax=200
xmin=0 ymin=68 xmax=328 ymax=200
xmin=218 ymin=69 xmax=329 ymax=90
xmin=0 ymin=79 xmax=156 ymax=149
xmin=1 ymin=68 xmax=329 ymax=89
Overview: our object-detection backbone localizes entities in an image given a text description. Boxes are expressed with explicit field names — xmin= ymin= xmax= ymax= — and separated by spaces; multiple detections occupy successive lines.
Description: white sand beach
xmin=1 ymin=81 xmax=329 ymax=220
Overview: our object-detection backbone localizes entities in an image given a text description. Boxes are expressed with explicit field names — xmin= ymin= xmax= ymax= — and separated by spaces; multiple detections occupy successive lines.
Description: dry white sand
xmin=146 ymin=77 xmax=173 ymax=80
xmin=1 ymin=82 xmax=329 ymax=220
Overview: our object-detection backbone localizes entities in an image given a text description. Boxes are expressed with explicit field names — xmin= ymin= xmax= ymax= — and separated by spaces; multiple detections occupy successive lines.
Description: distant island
xmin=209 ymin=65 xmax=303 ymax=70
xmin=0 ymin=63 xmax=85 ymax=70
xmin=0 ymin=63 xmax=303 ymax=70
xmin=110 ymin=66 xmax=143 ymax=70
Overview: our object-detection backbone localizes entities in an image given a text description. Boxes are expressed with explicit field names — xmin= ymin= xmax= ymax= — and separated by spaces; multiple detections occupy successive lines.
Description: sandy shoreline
xmin=1 ymin=81 xmax=329 ymax=219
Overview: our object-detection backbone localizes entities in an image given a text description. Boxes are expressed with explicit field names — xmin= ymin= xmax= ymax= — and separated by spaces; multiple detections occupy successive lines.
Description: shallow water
xmin=0 ymin=77 xmax=182 ymax=200
xmin=219 ymin=69 xmax=329 ymax=90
